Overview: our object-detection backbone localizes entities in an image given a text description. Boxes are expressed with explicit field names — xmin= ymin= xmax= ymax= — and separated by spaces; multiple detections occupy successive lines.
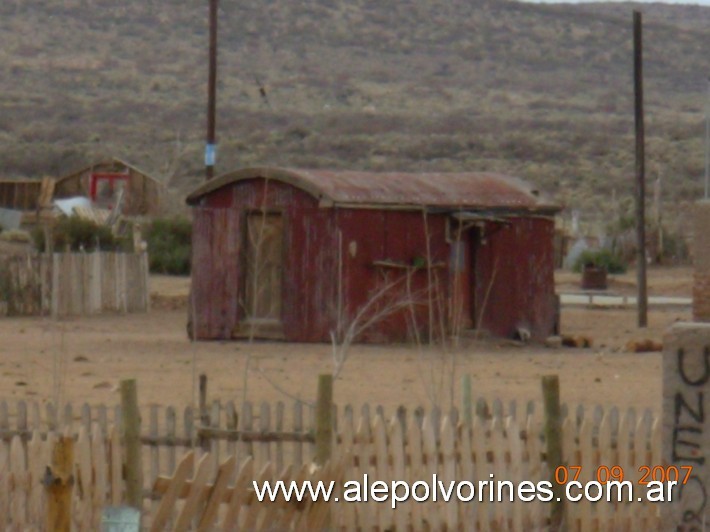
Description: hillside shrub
xmin=573 ymin=248 xmax=627 ymax=274
xmin=145 ymin=217 xmax=191 ymax=275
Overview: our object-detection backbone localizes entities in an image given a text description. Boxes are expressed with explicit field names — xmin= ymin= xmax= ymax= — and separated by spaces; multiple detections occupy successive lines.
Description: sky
xmin=521 ymin=0 xmax=710 ymax=4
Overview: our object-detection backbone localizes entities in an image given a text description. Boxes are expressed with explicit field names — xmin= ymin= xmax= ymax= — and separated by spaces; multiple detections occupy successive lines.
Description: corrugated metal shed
xmin=186 ymin=167 xmax=558 ymax=212
xmin=187 ymin=167 xmax=560 ymax=343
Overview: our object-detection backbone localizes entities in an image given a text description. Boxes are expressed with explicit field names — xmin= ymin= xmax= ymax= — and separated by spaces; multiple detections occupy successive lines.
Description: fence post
xmin=542 ymin=375 xmax=564 ymax=530
xmin=199 ymin=373 xmax=210 ymax=454
xmin=461 ymin=374 xmax=473 ymax=426
xmin=45 ymin=436 xmax=74 ymax=532
xmin=315 ymin=374 xmax=333 ymax=466
xmin=121 ymin=379 xmax=142 ymax=511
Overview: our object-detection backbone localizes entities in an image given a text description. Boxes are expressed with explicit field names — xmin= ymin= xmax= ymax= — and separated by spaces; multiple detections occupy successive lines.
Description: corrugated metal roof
xmin=186 ymin=167 xmax=559 ymax=212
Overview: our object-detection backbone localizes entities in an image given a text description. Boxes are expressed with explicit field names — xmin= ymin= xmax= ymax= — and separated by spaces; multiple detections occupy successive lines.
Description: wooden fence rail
xmin=0 ymin=251 xmax=149 ymax=317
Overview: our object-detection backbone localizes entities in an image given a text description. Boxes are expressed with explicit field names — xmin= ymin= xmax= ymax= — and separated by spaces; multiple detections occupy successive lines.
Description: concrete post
xmin=693 ymin=201 xmax=710 ymax=321
xmin=662 ymin=322 xmax=710 ymax=528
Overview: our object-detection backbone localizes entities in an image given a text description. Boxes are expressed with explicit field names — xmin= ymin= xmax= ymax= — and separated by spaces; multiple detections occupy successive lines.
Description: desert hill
xmin=0 ymin=0 xmax=708 ymax=233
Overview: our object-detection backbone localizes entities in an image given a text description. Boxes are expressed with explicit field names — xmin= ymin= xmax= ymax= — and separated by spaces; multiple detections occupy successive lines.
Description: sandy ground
xmin=0 ymin=267 xmax=694 ymax=416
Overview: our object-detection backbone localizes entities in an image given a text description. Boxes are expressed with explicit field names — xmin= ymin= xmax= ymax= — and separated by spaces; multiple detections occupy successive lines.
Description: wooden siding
xmin=474 ymin=216 xmax=558 ymax=340
xmin=0 ymin=180 xmax=42 ymax=211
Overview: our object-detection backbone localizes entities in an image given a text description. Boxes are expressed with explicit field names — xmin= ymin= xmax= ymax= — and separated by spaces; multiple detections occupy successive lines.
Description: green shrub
xmin=145 ymin=217 xmax=191 ymax=275
xmin=573 ymin=248 xmax=627 ymax=274
xmin=32 ymin=216 xmax=118 ymax=252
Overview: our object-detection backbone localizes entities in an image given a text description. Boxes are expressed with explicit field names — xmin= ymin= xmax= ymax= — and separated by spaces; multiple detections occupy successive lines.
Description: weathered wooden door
xmin=245 ymin=212 xmax=283 ymax=321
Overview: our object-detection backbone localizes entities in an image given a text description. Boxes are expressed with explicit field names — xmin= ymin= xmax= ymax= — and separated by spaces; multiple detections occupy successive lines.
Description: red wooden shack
xmin=186 ymin=167 xmax=560 ymax=343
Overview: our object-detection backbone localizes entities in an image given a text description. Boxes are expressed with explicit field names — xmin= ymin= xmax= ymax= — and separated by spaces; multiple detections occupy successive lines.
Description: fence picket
xmin=165 ymin=406 xmax=177 ymax=478
xmin=63 ymin=403 xmax=73 ymax=435
xmin=27 ymin=430 xmax=44 ymax=527
xmin=225 ymin=401 xmax=238 ymax=461
xmin=275 ymin=401 xmax=285 ymax=474
xmin=46 ymin=402 xmax=57 ymax=432
xmin=149 ymin=451 xmax=195 ymax=532
xmin=174 ymin=452 xmax=211 ymax=532
xmin=242 ymin=463 xmax=272 ymax=531
xmin=91 ymin=424 xmax=107 ymax=531
xmin=0 ymin=441 xmax=7 ymax=529
xmin=17 ymin=400 xmax=27 ymax=437
xmin=506 ymin=417 xmax=525 ymax=531
xmin=184 ymin=405 xmax=197 ymax=485
xmin=241 ymin=402 xmax=254 ymax=461
xmin=270 ymin=464 xmax=296 ymax=530
xmin=10 ymin=435 xmax=27 ymax=527
xmin=30 ymin=402 xmax=40 ymax=434
xmin=407 ymin=410 xmax=424 ymax=531
xmin=223 ymin=456 xmax=254 ymax=528
xmin=75 ymin=426 xmax=93 ymax=531
xmin=372 ymin=412 xmax=389 ymax=531
xmin=196 ymin=455 xmax=236 ymax=532
xmin=258 ymin=401 xmax=271 ymax=466
xmin=597 ymin=412 xmax=613 ymax=529
xmin=422 ymin=412 xmax=441 ymax=531
xmin=81 ymin=403 xmax=91 ymax=434
xmin=210 ymin=400 xmax=221 ymax=478
xmin=490 ymin=417 xmax=508 ymax=530
xmin=292 ymin=401 xmax=303 ymax=466
xmin=354 ymin=407 xmax=373 ymax=532
xmin=440 ymin=415 xmax=458 ymax=530
xmin=149 ymin=404 xmax=160 ymax=516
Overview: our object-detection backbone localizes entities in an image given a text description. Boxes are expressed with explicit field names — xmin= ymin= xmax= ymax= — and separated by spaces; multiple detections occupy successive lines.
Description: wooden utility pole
xmin=542 ymin=375 xmax=564 ymax=531
xmin=121 ymin=379 xmax=143 ymax=510
xmin=205 ymin=0 xmax=218 ymax=180
xmin=633 ymin=10 xmax=648 ymax=327
xmin=315 ymin=374 xmax=333 ymax=466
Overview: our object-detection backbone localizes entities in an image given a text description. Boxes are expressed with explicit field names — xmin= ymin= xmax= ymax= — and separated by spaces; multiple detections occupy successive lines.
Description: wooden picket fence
xmin=0 ymin=397 xmax=661 ymax=530
xmin=0 ymin=251 xmax=149 ymax=317
xmin=146 ymin=405 xmax=661 ymax=530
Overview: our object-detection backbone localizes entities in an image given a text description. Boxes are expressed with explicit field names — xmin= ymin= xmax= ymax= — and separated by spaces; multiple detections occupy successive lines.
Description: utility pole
xmin=633 ymin=11 xmax=648 ymax=328
xmin=705 ymin=76 xmax=709 ymax=199
xmin=205 ymin=0 xmax=218 ymax=181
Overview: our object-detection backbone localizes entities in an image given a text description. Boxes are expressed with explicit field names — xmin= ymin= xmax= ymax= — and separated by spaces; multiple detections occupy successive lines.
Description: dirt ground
xmin=0 ymin=267 xmax=694 ymax=415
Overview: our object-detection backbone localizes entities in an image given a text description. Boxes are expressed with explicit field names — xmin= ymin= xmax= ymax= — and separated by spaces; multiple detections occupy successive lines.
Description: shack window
xmin=90 ymin=173 xmax=129 ymax=209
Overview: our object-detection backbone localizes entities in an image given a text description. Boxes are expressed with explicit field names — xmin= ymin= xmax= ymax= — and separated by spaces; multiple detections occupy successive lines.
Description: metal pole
xmin=205 ymin=0 xmax=218 ymax=181
xmin=705 ymin=76 xmax=709 ymax=199
xmin=633 ymin=11 xmax=648 ymax=328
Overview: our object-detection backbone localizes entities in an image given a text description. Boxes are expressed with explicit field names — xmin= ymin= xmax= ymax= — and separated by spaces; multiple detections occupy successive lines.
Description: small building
xmin=54 ymin=158 xmax=163 ymax=216
xmin=186 ymin=167 xmax=560 ymax=343
xmin=0 ymin=179 xmax=44 ymax=212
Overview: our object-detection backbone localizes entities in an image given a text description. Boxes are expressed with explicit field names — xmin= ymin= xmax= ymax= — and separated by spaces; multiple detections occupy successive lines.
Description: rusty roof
xmin=186 ymin=167 xmax=559 ymax=212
